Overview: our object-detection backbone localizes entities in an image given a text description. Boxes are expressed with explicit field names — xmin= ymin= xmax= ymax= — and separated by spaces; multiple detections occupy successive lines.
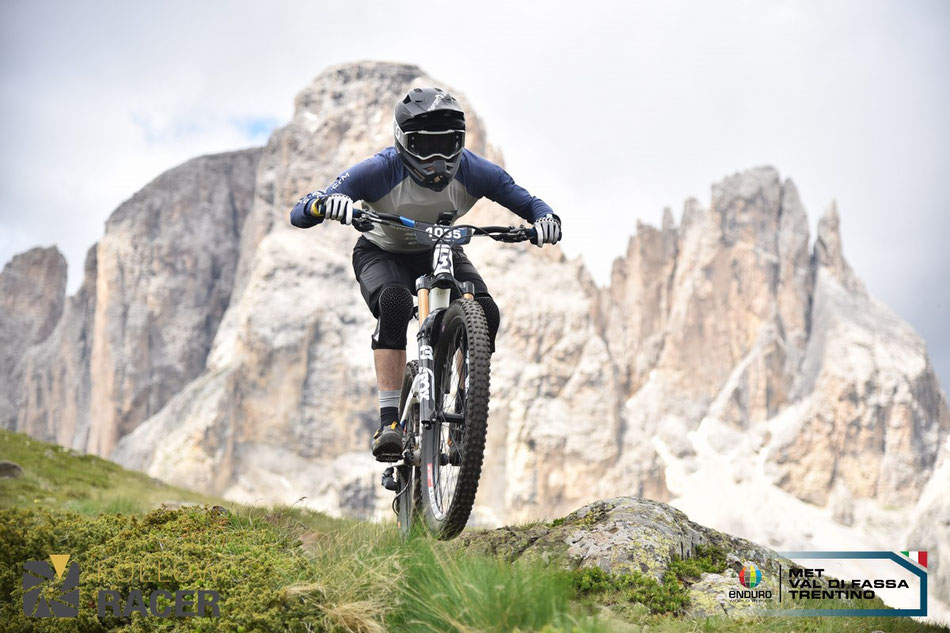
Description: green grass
xmin=1 ymin=505 xmax=605 ymax=632
xmin=1 ymin=430 xmax=946 ymax=633
xmin=0 ymin=429 xmax=216 ymax=514
xmin=391 ymin=539 xmax=586 ymax=633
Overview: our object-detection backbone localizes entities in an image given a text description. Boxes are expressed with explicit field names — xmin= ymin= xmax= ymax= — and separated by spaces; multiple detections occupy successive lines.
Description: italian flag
xmin=901 ymin=551 xmax=928 ymax=568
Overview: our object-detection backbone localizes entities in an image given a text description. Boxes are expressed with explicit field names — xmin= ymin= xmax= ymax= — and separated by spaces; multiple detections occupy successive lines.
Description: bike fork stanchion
xmin=418 ymin=288 xmax=430 ymax=321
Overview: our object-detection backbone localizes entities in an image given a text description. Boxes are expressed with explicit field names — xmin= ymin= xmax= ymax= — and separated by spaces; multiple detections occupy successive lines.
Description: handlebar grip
xmin=525 ymin=227 xmax=538 ymax=243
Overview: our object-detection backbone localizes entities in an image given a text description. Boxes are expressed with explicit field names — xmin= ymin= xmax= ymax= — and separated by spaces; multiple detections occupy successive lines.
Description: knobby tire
xmin=419 ymin=298 xmax=491 ymax=539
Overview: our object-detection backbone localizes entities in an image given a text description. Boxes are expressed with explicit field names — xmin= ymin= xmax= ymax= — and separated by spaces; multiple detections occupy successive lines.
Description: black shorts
xmin=352 ymin=236 xmax=489 ymax=316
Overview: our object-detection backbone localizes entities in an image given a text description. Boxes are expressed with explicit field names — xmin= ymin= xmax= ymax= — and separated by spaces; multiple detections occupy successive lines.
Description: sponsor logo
xmin=98 ymin=589 xmax=219 ymax=618
xmin=740 ymin=563 xmax=762 ymax=588
xmin=23 ymin=555 xmax=79 ymax=618
xmin=427 ymin=92 xmax=447 ymax=111
xmin=785 ymin=566 xmax=910 ymax=599
xmin=433 ymin=245 xmax=453 ymax=275
xmin=427 ymin=463 xmax=436 ymax=507
xmin=22 ymin=552 xmax=220 ymax=619
xmin=767 ymin=550 xmax=928 ymax=617
xmin=420 ymin=345 xmax=433 ymax=361
xmin=417 ymin=368 xmax=434 ymax=400
xmin=328 ymin=171 xmax=350 ymax=191
xmin=726 ymin=551 xmax=927 ymax=616
xmin=728 ymin=562 xmax=773 ymax=601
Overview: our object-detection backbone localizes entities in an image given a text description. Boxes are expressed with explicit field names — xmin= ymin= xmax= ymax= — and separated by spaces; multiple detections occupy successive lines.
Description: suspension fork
xmin=416 ymin=332 xmax=436 ymax=426
xmin=415 ymin=271 xmax=439 ymax=427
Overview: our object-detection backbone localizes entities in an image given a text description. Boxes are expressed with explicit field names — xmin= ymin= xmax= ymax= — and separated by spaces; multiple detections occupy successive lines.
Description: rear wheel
xmin=395 ymin=361 xmax=421 ymax=538
xmin=419 ymin=299 xmax=491 ymax=539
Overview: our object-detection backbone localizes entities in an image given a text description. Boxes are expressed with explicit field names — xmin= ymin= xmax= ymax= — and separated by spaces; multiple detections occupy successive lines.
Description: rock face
xmin=15 ymin=246 xmax=97 ymax=448
xmin=86 ymin=149 xmax=260 ymax=456
xmin=3 ymin=63 xmax=948 ymax=598
xmin=598 ymin=168 xmax=949 ymax=519
xmin=0 ymin=247 xmax=67 ymax=428
xmin=12 ymin=149 xmax=261 ymax=453
xmin=907 ymin=438 xmax=950 ymax=605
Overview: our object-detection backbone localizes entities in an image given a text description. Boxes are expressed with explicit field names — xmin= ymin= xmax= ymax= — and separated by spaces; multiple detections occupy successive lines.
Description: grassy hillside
xmin=0 ymin=429 xmax=216 ymax=514
xmin=1 ymin=429 xmax=945 ymax=632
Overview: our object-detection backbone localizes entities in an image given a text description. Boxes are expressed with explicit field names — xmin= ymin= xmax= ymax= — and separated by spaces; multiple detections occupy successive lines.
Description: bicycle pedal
xmin=381 ymin=467 xmax=398 ymax=491
xmin=375 ymin=451 xmax=402 ymax=463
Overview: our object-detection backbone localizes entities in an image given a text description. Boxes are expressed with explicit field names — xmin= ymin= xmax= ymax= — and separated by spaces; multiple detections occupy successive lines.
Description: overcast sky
xmin=2 ymin=0 xmax=948 ymax=390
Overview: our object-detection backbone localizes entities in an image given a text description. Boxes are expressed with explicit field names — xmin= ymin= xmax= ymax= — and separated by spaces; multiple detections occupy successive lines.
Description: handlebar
xmin=351 ymin=208 xmax=538 ymax=244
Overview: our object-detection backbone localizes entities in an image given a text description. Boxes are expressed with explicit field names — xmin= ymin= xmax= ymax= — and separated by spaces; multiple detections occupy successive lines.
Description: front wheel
xmin=419 ymin=298 xmax=491 ymax=539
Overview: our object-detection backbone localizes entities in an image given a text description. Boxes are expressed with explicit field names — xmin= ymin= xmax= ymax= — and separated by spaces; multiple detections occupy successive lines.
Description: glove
xmin=311 ymin=193 xmax=354 ymax=225
xmin=532 ymin=213 xmax=561 ymax=247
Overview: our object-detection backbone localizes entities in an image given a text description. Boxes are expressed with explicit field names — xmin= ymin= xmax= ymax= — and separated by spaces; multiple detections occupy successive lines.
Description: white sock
xmin=378 ymin=390 xmax=400 ymax=410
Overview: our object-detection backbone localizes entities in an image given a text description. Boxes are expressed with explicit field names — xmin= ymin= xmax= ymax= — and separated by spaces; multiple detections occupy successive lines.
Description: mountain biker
xmin=290 ymin=87 xmax=561 ymax=461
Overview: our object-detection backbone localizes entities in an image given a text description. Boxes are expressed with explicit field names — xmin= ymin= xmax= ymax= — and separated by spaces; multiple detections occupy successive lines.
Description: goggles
xmin=395 ymin=127 xmax=465 ymax=160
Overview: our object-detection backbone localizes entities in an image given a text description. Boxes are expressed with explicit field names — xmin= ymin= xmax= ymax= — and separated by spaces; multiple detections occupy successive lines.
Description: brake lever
xmin=493 ymin=226 xmax=529 ymax=243
xmin=352 ymin=216 xmax=375 ymax=232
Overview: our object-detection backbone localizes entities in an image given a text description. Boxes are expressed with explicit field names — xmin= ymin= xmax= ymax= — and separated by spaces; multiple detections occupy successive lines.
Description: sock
xmin=379 ymin=390 xmax=400 ymax=427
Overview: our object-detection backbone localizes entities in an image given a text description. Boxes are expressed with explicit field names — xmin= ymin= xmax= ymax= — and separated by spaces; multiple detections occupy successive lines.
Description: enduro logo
xmin=728 ymin=561 xmax=772 ymax=601
xmin=740 ymin=563 xmax=763 ymax=588
xmin=23 ymin=555 xmax=79 ymax=618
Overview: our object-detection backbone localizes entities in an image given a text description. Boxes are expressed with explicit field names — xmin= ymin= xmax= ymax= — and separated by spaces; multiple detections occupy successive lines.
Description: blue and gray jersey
xmin=290 ymin=147 xmax=553 ymax=252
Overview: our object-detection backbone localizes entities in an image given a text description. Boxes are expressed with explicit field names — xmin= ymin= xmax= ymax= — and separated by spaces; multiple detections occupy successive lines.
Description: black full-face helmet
xmin=393 ymin=87 xmax=465 ymax=191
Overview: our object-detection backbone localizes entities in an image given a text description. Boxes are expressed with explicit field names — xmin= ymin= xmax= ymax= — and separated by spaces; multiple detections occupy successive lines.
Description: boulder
xmin=0 ymin=460 xmax=24 ymax=478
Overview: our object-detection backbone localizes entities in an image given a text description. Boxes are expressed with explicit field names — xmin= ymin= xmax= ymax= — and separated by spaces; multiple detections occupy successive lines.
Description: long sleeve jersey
xmin=290 ymin=146 xmax=553 ymax=252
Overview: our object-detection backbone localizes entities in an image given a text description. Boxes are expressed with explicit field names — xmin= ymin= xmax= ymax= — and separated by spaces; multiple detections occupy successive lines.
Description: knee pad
xmin=372 ymin=285 xmax=414 ymax=350
xmin=474 ymin=294 xmax=500 ymax=353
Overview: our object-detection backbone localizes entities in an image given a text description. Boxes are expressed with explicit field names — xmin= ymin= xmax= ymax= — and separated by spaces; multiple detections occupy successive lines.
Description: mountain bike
xmin=354 ymin=207 xmax=537 ymax=540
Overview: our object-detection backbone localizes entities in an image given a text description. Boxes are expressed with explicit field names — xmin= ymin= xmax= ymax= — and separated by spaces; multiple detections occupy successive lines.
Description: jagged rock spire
xmin=814 ymin=200 xmax=865 ymax=295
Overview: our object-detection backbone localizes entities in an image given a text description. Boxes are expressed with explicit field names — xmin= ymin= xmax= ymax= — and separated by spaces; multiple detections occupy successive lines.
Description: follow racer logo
xmin=20 ymin=552 xmax=222 ymax=619
xmin=23 ymin=554 xmax=79 ymax=618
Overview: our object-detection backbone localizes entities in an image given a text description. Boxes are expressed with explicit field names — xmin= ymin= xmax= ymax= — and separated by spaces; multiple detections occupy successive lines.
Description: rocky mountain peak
xmin=712 ymin=166 xmax=782 ymax=247
xmin=294 ymin=61 xmax=424 ymax=116
xmin=661 ymin=206 xmax=675 ymax=232
xmin=0 ymin=246 xmax=67 ymax=345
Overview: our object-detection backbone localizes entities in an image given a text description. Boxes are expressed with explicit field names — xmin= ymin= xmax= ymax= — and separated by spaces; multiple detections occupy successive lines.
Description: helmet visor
xmin=402 ymin=129 xmax=464 ymax=160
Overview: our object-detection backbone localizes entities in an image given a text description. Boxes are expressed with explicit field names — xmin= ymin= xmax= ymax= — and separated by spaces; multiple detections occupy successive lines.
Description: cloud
xmin=1 ymin=0 xmax=948 ymax=388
